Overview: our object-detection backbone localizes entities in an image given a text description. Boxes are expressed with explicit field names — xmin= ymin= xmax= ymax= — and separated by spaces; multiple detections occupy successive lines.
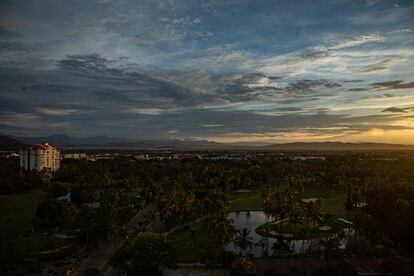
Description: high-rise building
xmin=19 ymin=142 xmax=61 ymax=172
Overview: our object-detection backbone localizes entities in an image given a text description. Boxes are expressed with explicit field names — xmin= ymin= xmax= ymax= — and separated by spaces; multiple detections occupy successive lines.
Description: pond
xmin=227 ymin=211 xmax=317 ymax=257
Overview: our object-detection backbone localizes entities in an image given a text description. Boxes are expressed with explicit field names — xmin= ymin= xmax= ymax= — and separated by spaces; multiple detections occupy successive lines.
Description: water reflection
xmin=227 ymin=211 xmax=316 ymax=257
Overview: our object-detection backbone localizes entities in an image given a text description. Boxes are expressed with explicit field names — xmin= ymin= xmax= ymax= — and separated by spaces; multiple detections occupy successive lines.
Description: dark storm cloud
xmin=348 ymin=80 xmax=414 ymax=92
xmin=0 ymin=95 xmax=35 ymax=114
xmin=0 ymin=41 xmax=33 ymax=53
xmin=54 ymin=54 xmax=215 ymax=108
xmin=275 ymin=107 xmax=303 ymax=112
xmin=371 ymin=80 xmax=414 ymax=89
xmin=209 ymin=76 xmax=341 ymax=103
xmin=281 ymin=79 xmax=341 ymax=94
xmin=382 ymin=107 xmax=407 ymax=113
xmin=156 ymin=69 xmax=341 ymax=105
xmin=57 ymin=53 xmax=109 ymax=73
xmin=348 ymin=87 xmax=371 ymax=92
xmin=355 ymin=59 xmax=397 ymax=73
xmin=0 ymin=54 xmax=399 ymax=139
xmin=297 ymin=50 xmax=330 ymax=62
xmin=382 ymin=105 xmax=414 ymax=113
xmin=342 ymin=80 xmax=365 ymax=83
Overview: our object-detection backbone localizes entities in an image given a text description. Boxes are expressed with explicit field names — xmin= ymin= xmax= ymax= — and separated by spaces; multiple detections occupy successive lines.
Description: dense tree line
xmin=52 ymin=154 xmax=414 ymax=252
xmin=2 ymin=152 xmax=414 ymax=273
xmin=0 ymin=157 xmax=43 ymax=194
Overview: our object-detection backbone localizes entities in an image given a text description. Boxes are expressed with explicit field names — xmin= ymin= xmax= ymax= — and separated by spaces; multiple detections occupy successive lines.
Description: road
xmin=74 ymin=205 xmax=154 ymax=275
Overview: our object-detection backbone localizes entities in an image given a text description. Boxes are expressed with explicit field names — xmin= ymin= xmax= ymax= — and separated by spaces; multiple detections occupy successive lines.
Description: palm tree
xmin=285 ymin=191 xmax=295 ymax=236
xmin=262 ymin=187 xmax=272 ymax=218
xmin=304 ymin=201 xmax=321 ymax=232
xmin=271 ymin=238 xmax=289 ymax=258
xmin=222 ymin=219 xmax=235 ymax=275
xmin=271 ymin=190 xmax=285 ymax=235
xmin=234 ymin=228 xmax=253 ymax=256
xmin=345 ymin=187 xmax=354 ymax=220
xmin=255 ymin=238 xmax=268 ymax=257
xmin=290 ymin=202 xmax=302 ymax=235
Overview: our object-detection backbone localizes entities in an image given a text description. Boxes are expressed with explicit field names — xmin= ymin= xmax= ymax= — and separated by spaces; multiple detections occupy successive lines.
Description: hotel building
xmin=20 ymin=142 xmax=61 ymax=172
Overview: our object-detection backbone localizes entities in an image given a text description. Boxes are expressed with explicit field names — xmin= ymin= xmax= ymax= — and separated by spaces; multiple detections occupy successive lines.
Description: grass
xmin=0 ymin=189 xmax=47 ymax=259
xmin=169 ymin=222 xmax=205 ymax=263
xmin=229 ymin=185 xmax=347 ymax=217
xmin=229 ymin=188 xmax=264 ymax=211
xmin=229 ymin=184 xmax=287 ymax=211
xmin=301 ymin=188 xmax=347 ymax=217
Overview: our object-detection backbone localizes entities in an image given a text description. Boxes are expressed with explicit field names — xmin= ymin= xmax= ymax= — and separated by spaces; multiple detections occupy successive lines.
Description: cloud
xmin=348 ymin=87 xmax=371 ymax=92
xmin=0 ymin=1 xmax=413 ymax=143
xmin=57 ymin=53 xmax=109 ymax=72
xmin=0 ymin=41 xmax=33 ymax=53
xmin=182 ymin=47 xmax=255 ymax=71
xmin=355 ymin=58 xmax=401 ymax=73
xmin=348 ymin=80 xmax=414 ymax=92
xmin=0 ymin=17 xmax=19 ymax=38
xmin=37 ymin=107 xmax=78 ymax=116
xmin=200 ymin=124 xmax=224 ymax=127
xmin=259 ymin=49 xmax=335 ymax=75
xmin=126 ymin=107 xmax=183 ymax=115
xmin=281 ymin=79 xmax=341 ymax=93
xmin=366 ymin=0 xmax=380 ymax=7
xmin=350 ymin=5 xmax=414 ymax=26
xmin=382 ymin=105 xmax=414 ymax=113
xmin=372 ymin=80 xmax=414 ymax=90
xmin=367 ymin=127 xmax=384 ymax=136
xmin=259 ymin=33 xmax=390 ymax=77
xmin=259 ymin=79 xmax=340 ymax=98
xmin=326 ymin=34 xmax=384 ymax=50
xmin=382 ymin=107 xmax=406 ymax=113
xmin=344 ymin=79 xmax=365 ymax=82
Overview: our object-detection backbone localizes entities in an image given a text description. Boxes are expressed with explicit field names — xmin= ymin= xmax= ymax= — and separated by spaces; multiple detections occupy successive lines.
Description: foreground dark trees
xmin=15 ymin=153 xmax=414 ymax=253
xmin=109 ymin=232 xmax=176 ymax=275
xmin=0 ymin=157 xmax=43 ymax=194
xmin=1 ymin=151 xmax=414 ymax=274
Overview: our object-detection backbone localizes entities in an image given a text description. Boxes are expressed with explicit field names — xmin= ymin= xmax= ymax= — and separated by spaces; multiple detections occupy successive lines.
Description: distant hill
xmin=0 ymin=134 xmax=26 ymax=151
xmin=10 ymin=134 xmax=135 ymax=147
xmin=9 ymin=134 xmax=222 ymax=149
xmin=263 ymin=142 xmax=414 ymax=151
xmin=4 ymin=134 xmax=414 ymax=150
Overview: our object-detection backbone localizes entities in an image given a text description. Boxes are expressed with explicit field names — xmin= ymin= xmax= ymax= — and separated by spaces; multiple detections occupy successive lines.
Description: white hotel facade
xmin=20 ymin=142 xmax=61 ymax=172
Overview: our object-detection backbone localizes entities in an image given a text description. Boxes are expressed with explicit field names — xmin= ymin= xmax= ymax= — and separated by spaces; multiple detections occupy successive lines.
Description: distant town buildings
xmin=62 ymin=153 xmax=87 ymax=159
xmin=19 ymin=142 xmax=60 ymax=172
xmin=6 ymin=152 xmax=19 ymax=158
xmin=135 ymin=154 xmax=150 ymax=160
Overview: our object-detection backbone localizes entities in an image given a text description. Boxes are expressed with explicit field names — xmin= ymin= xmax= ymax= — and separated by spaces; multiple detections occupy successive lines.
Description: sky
xmin=0 ymin=0 xmax=413 ymax=144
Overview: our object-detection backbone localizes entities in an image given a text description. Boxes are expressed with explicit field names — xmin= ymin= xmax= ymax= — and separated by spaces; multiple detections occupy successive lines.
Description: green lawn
xmin=169 ymin=222 xmax=205 ymax=263
xmin=229 ymin=189 xmax=264 ymax=211
xmin=0 ymin=189 xmax=47 ymax=259
xmin=229 ymin=185 xmax=346 ymax=217
xmin=301 ymin=188 xmax=347 ymax=217
xmin=229 ymin=184 xmax=287 ymax=211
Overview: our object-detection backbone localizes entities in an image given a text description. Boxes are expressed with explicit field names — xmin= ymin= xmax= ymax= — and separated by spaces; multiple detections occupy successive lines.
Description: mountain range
xmin=0 ymin=134 xmax=27 ymax=151
xmin=1 ymin=133 xmax=414 ymax=151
